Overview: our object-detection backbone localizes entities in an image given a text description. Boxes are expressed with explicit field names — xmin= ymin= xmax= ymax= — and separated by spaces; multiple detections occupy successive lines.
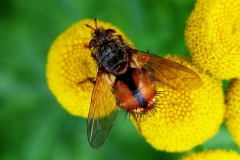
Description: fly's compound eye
xmin=89 ymin=39 xmax=97 ymax=49
xmin=105 ymin=29 xmax=116 ymax=36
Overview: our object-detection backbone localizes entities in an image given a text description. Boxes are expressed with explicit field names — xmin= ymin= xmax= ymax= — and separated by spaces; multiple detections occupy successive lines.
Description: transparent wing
xmin=132 ymin=50 xmax=202 ymax=90
xmin=87 ymin=71 xmax=118 ymax=149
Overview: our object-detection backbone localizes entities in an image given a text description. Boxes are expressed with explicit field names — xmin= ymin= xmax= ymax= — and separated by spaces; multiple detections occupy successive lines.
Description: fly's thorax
xmin=88 ymin=24 xmax=131 ymax=75
xmin=91 ymin=37 xmax=130 ymax=75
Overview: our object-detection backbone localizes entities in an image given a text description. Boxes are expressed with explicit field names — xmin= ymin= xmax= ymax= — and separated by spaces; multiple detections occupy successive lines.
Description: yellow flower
xmin=180 ymin=149 xmax=240 ymax=160
xmin=225 ymin=79 xmax=240 ymax=148
xmin=185 ymin=0 xmax=240 ymax=79
xmin=46 ymin=19 xmax=131 ymax=117
xmin=47 ymin=19 xmax=225 ymax=152
xmin=133 ymin=55 xmax=225 ymax=152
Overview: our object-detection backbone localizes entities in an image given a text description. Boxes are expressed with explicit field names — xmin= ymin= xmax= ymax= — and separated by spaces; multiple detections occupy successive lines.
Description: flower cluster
xmin=225 ymin=79 xmax=240 ymax=148
xmin=46 ymin=0 xmax=240 ymax=157
xmin=185 ymin=0 xmax=240 ymax=79
xmin=46 ymin=20 xmax=131 ymax=117
xmin=184 ymin=0 xmax=240 ymax=157
xmin=132 ymin=55 xmax=224 ymax=152
xmin=181 ymin=149 xmax=240 ymax=160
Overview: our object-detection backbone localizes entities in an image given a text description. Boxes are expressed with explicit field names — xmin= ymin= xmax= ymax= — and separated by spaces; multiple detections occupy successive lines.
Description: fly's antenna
xmin=94 ymin=18 xmax=97 ymax=28
xmin=86 ymin=18 xmax=98 ymax=31
xmin=86 ymin=24 xmax=96 ymax=31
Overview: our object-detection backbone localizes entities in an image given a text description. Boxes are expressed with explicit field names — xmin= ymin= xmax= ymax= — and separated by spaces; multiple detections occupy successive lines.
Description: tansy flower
xmin=225 ymin=79 xmax=240 ymax=148
xmin=180 ymin=149 xmax=240 ymax=160
xmin=185 ymin=0 xmax=240 ymax=79
xmin=46 ymin=19 xmax=132 ymax=117
xmin=46 ymin=19 xmax=225 ymax=152
xmin=133 ymin=55 xmax=225 ymax=152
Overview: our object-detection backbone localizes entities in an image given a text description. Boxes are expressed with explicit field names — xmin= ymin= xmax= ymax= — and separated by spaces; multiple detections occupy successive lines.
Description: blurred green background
xmin=1 ymin=0 xmax=239 ymax=159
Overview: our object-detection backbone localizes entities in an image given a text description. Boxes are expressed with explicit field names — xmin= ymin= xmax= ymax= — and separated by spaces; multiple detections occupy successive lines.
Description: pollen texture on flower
xmin=180 ymin=149 xmax=240 ymax=160
xmin=225 ymin=79 xmax=240 ymax=148
xmin=133 ymin=55 xmax=225 ymax=152
xmin=46 ymin=19 xmax=131 ymax=117
xmin=185 ymin=0 xmax=240 ymax=79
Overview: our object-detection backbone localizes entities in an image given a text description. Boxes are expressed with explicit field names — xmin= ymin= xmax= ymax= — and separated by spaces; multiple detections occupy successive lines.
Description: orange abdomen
xmin=113 ymin=68 xmax=155 ymax=113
